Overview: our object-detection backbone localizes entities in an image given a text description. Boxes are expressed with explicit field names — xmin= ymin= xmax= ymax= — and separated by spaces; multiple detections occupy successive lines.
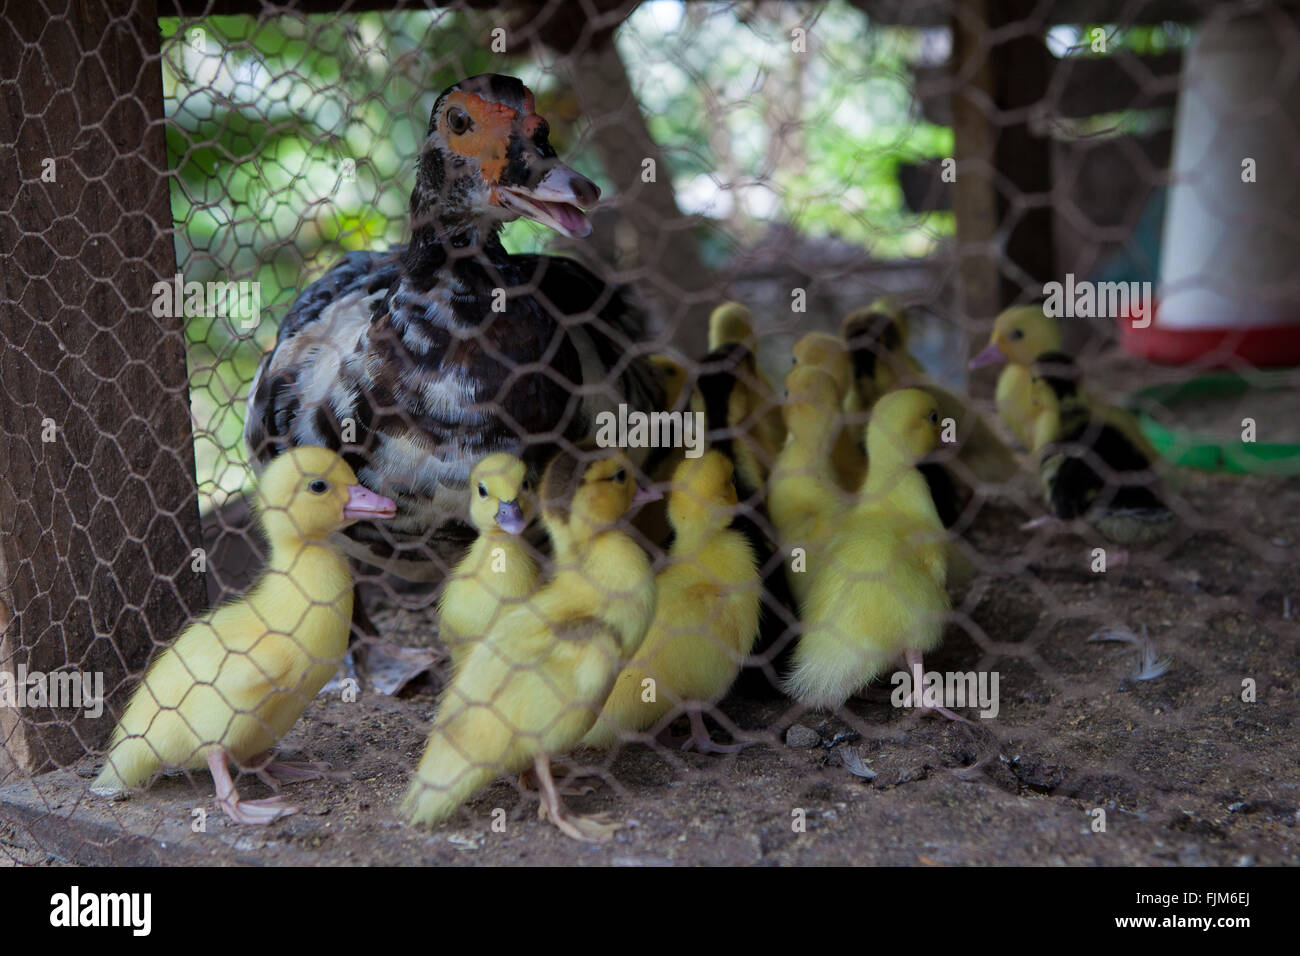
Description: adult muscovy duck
xmin=244 ymin=74 xmax=664 ymax=578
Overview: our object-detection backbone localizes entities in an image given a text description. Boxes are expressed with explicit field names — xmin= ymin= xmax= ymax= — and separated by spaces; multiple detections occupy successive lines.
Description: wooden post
xmin=0 ymin=0 xmax=206 ymax=776
xmin=950 ymin=0 xmax=1003 ymax=330
xmin=951 ymin=0 xmax=1056 ymax=384
xmin=557 ymin=36 xmax=717 ymax=359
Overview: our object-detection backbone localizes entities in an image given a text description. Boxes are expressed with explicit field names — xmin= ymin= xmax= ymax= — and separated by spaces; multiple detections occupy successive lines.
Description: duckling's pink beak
xmin=495 ymin=500 xmax=527 ymax=535
xmin=632 ymin=485 xmax=663 ymax=504
xmin=968 ymin=343 xmax=1006 ymax=369
xmin=343 ymin=485 xmax=397 ymax=521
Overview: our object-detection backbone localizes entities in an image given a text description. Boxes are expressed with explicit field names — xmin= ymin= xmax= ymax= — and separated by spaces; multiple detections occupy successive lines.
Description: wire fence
xmin=1 ymin=0 xmax=1298 ymax=864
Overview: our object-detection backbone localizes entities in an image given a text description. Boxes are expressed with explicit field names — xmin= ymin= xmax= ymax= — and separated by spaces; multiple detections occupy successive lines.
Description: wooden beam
xmin=0 ymin=0 xmax=207 ymax=775
xmin=158 ymin=0 xmax=637 ymax=19
xmin=916 ymin=51 xmax=1183 ymax=126
xmin=899 ymin=129 xmax=1173 ymax=215
xmin=850 ymin=0 xmax=1235 ymax=27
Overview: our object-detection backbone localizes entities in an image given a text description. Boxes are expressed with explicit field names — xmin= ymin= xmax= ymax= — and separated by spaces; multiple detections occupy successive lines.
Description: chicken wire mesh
xmin=1 ymin=0 xmax=1298 ymax=865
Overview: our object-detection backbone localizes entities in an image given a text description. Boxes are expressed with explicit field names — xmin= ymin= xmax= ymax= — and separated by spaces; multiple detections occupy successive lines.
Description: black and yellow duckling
xmin=844 ymin=298 xmax=1019 ymax=488
xmin=840 ymin=297 xmax=923 ymax=408
xmin=697 ymin=302 xmax=785 ymax=495
xmin=969 ymin=305 xmax=1063 ymax=450
xmin=1028 ymin=352 xmax=1174 ymax=547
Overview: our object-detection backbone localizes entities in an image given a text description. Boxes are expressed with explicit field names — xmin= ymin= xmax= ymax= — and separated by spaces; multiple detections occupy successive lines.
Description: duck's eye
xmin=928 ymin=411 xmax=939 ymax=425
xmin=613 ymin=469 xmax=626 ymax=484
xmin=446 ymin=108 xmax=471 ymax=135
xmin=309 ymin=480 xmax=329 ymax=495
xmin=478 ymin=482 xmax=488 ymax=498
xmin=1008 ymin=329 xmax=1024 ymax=341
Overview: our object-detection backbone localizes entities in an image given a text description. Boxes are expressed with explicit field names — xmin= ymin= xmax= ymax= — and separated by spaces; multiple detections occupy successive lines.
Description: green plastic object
xmin=1130 ymin=372 xmax=1300 ymax=476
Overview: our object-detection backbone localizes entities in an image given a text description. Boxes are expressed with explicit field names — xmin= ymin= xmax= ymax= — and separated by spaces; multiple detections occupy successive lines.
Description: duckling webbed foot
xmin=532 ymin=755 xmax=619 ymax=842
xmin=245 ymin=751 xmax=332 ymax=790
xmin=208 ymin=750 xmax=299 ymax=825
xmin=1019 ymin=515 xmax=1067 ymax=533
xmin=680 ymin=709 xmax=756 ymax=754
xmin=904 ymin=650 xmax=975 ymax=725
xmin=519 ymin=762 xmax=600 ymax=796
xmin=347 ymin=588 xmax=380 ymax=690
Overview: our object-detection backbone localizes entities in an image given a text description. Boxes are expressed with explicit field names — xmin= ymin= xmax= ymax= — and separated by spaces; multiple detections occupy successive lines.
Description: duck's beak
xmin=494 ymin=163 xmax=599 ymax=239
xmin=495 ymin=500 xmax=527 ymax=535
xmin=343 ymin=485 xmax=397 ymax=521
xmin=968 ymin=342 xmax=1006 ymax=369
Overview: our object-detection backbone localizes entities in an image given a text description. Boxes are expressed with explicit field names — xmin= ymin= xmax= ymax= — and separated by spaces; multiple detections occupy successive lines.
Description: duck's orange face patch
xmin=441 ymin=90 xmax=544 ymax=186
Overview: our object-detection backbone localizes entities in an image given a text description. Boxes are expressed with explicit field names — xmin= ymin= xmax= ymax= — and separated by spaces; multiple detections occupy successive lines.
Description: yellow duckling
xmin=437 ymin=453 xmax=539 ymax=672
xmin=790 ymin=331 xmax=867 ymax=490
xmin=649 ymin=354 xmax=699 ymax=415
xmin=769 ymin=365 xmax=844 ymax=608
xmin=581 ymin=451 xmax=761 ymax=753
xmin=400 ymin=445 xmax=657 ymax=841
xmin=92 ymin=447 xmax=396 ymax=824
xmin=700 ymin=302 xmax=785 ymax=493
xmin=968 ymin=305 xmax=1063 ymax=449
xmin=845 ymin=299 xmax=1019 ymax=486
xmin=709 ymin=300 xmax=759 ymax=353
xmin=785 ymin=389 xmax=962 ymax=718
xmin=1028 ymin=352 xmax=1173 ymax=546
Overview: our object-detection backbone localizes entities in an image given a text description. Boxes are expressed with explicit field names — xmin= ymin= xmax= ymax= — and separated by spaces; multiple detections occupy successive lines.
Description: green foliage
xmin=617 ymin=0 xmax=953 ymax=255
xmin=163 ymin=4 xmax=954 ymax=507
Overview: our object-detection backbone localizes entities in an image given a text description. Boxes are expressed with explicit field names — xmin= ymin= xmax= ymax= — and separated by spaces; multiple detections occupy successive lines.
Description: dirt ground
xmin=2 ymin=352 xmax=1298 ymax=867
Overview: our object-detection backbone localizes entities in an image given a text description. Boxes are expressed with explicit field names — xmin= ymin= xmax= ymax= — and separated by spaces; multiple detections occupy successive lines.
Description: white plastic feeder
xmin=1132 ymin=11 xmax=1300 ymax=365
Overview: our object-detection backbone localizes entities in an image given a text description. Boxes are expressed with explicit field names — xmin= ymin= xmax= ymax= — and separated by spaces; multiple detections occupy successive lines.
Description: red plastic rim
xmin=1118 ymin=305 xmax=1300 ymax=368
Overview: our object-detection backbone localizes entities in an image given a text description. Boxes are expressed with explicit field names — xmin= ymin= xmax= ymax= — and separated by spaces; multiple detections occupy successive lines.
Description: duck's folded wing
xmin=514 ymin=253 xmax=665 ymax=417
xmin=244 ymin=249 xmax=402 ymax=468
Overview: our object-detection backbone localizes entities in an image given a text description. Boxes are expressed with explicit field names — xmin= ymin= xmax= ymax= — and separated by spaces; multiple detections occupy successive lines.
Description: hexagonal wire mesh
xmin=1 ymin=0 xmax=1298 ymax=864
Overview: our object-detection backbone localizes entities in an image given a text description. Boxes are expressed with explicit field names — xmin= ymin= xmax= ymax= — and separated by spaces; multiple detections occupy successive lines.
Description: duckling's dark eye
xmin=446 ymin=108 xmax=471 ymax=135
xmin=477 ymin=482 xmax=488 ymax=498
xmin=613 ymin=469 xmax=626 ymax=484
xmin=928 ymin=411 xmax=939 ymax=425
xmin=1008 ymin=329 xmax=1024 ymax=341
xmin=309 ymin=480 xmax=329 ymax=495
